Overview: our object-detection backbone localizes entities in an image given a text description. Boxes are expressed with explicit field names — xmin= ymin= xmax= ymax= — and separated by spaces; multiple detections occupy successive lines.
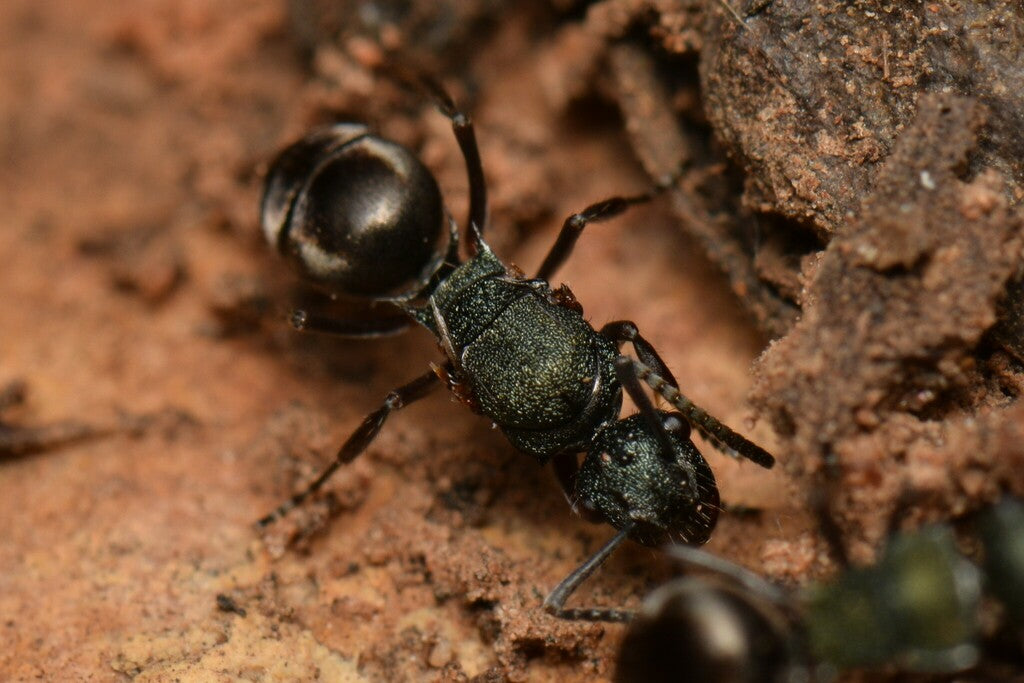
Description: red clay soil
xmin=1 ymin=1 xmax=1022 ymax=682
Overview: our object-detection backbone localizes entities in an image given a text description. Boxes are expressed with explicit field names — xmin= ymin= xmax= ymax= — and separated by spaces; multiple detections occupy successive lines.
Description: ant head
xmin=261 ymin=123 xmax=447 ymax=298
xmin=578 ymin=412 xmax=719 ymax=546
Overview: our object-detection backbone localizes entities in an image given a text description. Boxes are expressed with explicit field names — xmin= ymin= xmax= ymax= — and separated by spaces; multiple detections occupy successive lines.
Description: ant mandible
xmin=257 ymin=75 xmax=775 ymax=621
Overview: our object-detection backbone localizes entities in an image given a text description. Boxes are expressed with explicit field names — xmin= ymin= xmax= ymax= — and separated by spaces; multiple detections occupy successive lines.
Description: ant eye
xmin=662 ymin=413 xmax=691 ymax=439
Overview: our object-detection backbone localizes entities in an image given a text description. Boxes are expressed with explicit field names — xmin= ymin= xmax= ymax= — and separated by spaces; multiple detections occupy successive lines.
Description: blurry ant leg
xmin=808 ymin=479 xmax=850 ymax=567
xmin=666 ymin=544 xmax=790 ymax=607
xmin=289 ymin=309 xmax=411 ymax=338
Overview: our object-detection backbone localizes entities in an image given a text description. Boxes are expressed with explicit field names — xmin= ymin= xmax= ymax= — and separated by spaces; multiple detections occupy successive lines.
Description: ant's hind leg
xmin=414 ymin=75 xmax=487 ymax=251
xmin=543 ymin=526 xmax=635 ymax=622
xmin=536 ymin=194 xmax=653 ymax=282
xmin=257 ymin=369 xmax=440 ymax=527
xmin=289 ymin=309 xmax=411 ymax=338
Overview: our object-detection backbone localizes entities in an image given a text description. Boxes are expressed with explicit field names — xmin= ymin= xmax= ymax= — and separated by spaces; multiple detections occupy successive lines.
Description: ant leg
xmin=257 ymin=369 xmax=440 ymax=527
xmin=415 ymin=76 xmax=487 ymax=252
xmin=809 ymin=482 xmax=849 ymax=567
xmin=536 ymin=194 xmax=653 ymax=282
xmin=665 ymin=544 xmax=790 ymax=607
xmin=811 ymin=478 xmax=920 ymax=569
xmin=543 ymin=525 xmax=635 ymax=622
xmin=1 ymin=420 xmax=111 ymax=459
xmin=628 ymin=358 xmax=776 ymax=469
xmin=290 ymin=309 xmax=411 ymax=338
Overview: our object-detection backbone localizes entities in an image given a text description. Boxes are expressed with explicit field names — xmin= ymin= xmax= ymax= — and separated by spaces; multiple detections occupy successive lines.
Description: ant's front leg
xmin=543 ymin=525 xmax=635 ymax=622
xmin=257 ymin=369 xmax=440 ymax=527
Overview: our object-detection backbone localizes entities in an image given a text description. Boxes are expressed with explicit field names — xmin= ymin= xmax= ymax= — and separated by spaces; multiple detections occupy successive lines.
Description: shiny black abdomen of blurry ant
xmin=615 ymin=497 xmax=1024 ymax=682
xmin=258 ymin=77 xmax=775 ymax=621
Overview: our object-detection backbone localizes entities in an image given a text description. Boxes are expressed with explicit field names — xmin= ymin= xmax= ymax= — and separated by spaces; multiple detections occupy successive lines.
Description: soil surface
xmin=2 ymin=1 xmax=1022 ymax=682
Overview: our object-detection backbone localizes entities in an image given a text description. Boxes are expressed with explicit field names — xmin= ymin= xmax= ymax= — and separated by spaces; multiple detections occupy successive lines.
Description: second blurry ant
xmin=615 ymin=497 xmax=1024 ymax=682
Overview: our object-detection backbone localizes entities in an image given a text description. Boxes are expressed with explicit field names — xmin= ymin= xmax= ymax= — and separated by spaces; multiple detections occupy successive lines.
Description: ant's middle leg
xmin=257 ymin=369 xmax=440 ymax=527
xmin=536 ymin=193 xmax=653 ymax=282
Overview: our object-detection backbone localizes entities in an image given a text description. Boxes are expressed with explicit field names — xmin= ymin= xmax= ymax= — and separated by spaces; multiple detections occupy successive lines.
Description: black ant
xmin=257 ymin=76 xmax=775 ymax=621
xmin=615 ymin=497 xmax=1024 ymax=682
